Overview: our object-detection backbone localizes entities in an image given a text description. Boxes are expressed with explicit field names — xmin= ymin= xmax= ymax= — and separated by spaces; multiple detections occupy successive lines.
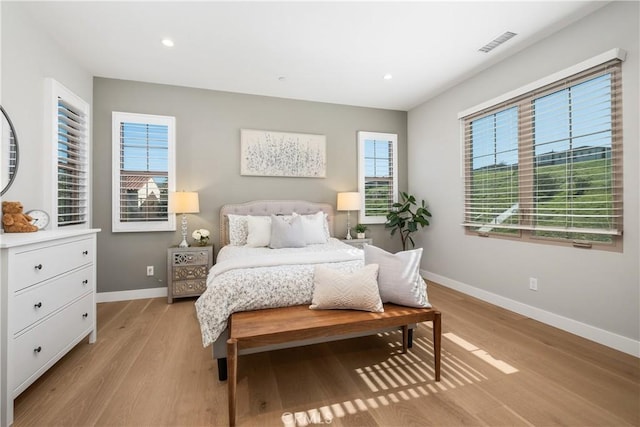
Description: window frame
xmin=112 ymin=112 xmax=176 ymax=233
xmin=357 ymin=131 xmax=398 ymax=224
xmin=46 ymin=78 xmax=91 ymax=230
xmin=460 ymin=50 xmax=625 ymax=250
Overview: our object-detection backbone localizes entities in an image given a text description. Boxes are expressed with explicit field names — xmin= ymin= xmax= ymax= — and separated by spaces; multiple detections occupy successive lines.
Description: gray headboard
xmin=219 ymin=200 xmax=335 ymax=247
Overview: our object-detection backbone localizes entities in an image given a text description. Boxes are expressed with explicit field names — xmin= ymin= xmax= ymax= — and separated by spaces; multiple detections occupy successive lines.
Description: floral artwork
xmin=240 ymin=129 xmax=326 ymax=178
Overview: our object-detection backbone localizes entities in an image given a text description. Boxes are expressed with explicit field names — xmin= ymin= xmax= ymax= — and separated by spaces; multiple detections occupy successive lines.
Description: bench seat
xmin=227 ymin=303 xmax=441 ymax=426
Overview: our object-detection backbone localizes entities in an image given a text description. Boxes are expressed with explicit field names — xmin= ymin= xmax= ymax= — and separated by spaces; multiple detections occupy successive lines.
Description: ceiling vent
xmin=478 ymin=31 xmax=517 ymax=53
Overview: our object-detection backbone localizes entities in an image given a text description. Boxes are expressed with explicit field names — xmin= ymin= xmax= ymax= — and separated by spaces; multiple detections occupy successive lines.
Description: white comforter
xmin=194 ymin=238 xmax=363 ymax=346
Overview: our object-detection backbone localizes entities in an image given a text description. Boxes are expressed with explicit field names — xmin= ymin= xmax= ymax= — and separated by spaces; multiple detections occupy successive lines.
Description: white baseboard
xmin=97 ymin=287 xmax=167 ymax=303
xmin=422 ymin=270 xmax=640 ymax=358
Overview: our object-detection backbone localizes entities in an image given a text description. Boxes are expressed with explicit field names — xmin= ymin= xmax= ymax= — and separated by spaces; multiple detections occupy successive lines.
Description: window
xmin=47 ymin=79 xmax=90 ymax=229
xmin=358 ymin=131 xmax=398 ymax=224
xmin=112 ymin=112 xmax=175 ymax=232
xmin=462 ymin=52 xmax=623 ymax=248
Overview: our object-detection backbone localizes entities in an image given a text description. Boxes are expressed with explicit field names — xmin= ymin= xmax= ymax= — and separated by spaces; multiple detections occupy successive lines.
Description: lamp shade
xmin=337 ymin=192 xmax=361 ymax=211
xmin=169 ymin=191 xmax=200 ymax=214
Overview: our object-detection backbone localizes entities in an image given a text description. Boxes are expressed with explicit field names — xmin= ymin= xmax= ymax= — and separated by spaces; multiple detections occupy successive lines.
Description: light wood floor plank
xmin=13 ymin=282 xmax=640 ymax=426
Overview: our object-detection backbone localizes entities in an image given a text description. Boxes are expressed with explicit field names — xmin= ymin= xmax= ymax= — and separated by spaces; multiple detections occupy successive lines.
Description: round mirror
xmin=1 ymin=105 xmax=19 ymax=196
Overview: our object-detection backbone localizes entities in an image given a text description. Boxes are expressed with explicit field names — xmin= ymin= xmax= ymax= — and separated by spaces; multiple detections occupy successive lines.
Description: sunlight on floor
xmin=279 ymin=330 xmax=501 ymax=426
xmin=444 ymin=332 xmax=519 ymax=374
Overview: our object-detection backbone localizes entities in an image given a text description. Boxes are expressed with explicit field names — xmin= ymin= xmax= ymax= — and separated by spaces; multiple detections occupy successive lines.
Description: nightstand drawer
xmin=173 ymin=279 xmax=207 ymax=296
xmin=172 ymin=250 xmax=209 ymax=266
xmin=173 ymin=265 xmax=208 ymax=281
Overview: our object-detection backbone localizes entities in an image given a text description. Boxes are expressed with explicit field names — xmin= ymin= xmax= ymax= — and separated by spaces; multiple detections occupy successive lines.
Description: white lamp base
xmin=179 ymin=213 xmax=189 ymax=247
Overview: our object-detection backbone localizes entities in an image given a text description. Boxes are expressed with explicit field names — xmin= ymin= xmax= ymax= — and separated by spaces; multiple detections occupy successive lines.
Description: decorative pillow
xmin=246 ymin=215 xmax=272 ymax=247
xmin=310 ymin=264 xmax=383 ymax=312
xmin=295 ymin=211 xmax=329 ymax=244
xmin=364 ymin=245 xmax=431 ymax=308
xmin=227 ymin=214 xmax=248 ymax=246
xmin=269 ymin=214 xmax=306 ymax=249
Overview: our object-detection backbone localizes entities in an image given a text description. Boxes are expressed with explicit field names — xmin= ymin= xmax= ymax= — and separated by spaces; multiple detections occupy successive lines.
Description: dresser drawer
xmin=12 ymin=265 xmax=93 ymax=334
xmin=173 ymin=265 xmax=208 ymax=281
xmin=12 ymin=293 xmax=94 ymax=393
xmin=11 ymin=237 xmax=94 ymax=291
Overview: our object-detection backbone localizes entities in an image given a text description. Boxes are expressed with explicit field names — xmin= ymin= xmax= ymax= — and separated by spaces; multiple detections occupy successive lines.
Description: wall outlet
xmin=146 ymin=265 xmax=154 ymax=276
xmin=529 ymin=277 xmax=538 ymax=291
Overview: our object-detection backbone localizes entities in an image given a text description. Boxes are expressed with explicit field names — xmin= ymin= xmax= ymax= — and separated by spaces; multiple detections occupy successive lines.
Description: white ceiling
xmin=16 ymin=1 xmax=607 ymax=111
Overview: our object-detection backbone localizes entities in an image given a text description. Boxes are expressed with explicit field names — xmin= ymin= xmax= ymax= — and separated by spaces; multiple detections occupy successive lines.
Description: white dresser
xmin=0 ymin=229 xmax=99 ymax=426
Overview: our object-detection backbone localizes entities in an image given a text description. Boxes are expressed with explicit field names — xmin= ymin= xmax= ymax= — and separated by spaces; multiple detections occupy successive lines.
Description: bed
xmin=194 ymin=200 xmax=418 ymax=381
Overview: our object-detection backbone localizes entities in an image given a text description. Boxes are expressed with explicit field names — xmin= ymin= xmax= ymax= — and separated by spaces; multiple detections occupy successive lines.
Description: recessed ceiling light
xmin=383 ymin=74 xmax=393 ymax=80
xmin=161 ymin=38 xmax=175 ymax=48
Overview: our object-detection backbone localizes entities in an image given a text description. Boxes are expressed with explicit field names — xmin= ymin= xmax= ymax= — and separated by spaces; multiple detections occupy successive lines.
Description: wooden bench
xmin=227 ymin=304 xmax=441 ymax=426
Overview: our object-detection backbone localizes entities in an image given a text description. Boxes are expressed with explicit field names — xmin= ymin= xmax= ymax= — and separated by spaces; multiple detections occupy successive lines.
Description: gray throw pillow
xmin=310 ymin=264 xmax=383 ymax=312
xmin=269 ymin=214 xmax=306 ymax=248
xmin=364 ymin=244 xmax=431 ymax=308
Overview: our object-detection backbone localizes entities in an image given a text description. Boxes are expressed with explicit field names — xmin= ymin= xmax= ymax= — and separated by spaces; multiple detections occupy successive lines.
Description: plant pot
xmin=356 ymin=233 xmax=365 ymax=239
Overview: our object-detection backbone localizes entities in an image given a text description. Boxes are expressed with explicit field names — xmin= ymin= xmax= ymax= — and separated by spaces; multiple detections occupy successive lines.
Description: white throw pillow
xmin=269 ymin=215 xmax=306 ymax=248
xmin=363 ymin=245 xmax=431 ymax=308
xmin=246 ymin=215 xmax=272 ymax=247
xmin=296 ymin=211 xmax=329 ymax=244
xmin=227 ymin=214 xmax=248 ymax=246
xmin=310 ymin=264 xmax=383 ymax=312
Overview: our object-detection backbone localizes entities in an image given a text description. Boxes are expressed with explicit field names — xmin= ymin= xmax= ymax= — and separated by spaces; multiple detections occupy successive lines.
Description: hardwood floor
xmin=13 ymin=282 xmax=639 ymax=426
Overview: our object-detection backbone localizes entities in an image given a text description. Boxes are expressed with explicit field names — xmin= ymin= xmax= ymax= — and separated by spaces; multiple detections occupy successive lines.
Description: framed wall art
xmin=240 ymin=129 xmax=326 ymax=178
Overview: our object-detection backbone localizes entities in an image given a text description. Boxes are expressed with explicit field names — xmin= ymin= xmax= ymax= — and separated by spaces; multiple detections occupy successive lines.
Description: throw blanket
xmin=195 ymin=240 xmax=363 ymax=346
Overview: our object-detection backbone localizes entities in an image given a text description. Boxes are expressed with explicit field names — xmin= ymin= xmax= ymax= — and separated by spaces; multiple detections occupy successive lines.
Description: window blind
xmin=462 ymin=60 xmax=622 ymax=244
xmin=57 ymin=98 xmax=88 ymax=227
xmin=118 ymin=122 xmax=169 ymax=223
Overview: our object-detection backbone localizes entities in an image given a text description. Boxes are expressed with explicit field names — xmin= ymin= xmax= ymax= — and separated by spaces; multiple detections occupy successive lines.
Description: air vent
xmin=478 ymin=31 xmax=517 ymax=53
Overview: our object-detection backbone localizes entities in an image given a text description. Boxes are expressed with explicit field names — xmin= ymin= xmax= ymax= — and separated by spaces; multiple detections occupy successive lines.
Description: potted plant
xmin=354 ymin=224 xmax=368 ymax=239
xmin=385 ymin=192 xmax=432 ymax=251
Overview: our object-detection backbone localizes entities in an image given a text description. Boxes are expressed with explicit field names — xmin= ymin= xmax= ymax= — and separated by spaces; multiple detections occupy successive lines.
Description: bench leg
xmin=217 ymin=358 xmax=228 ymax=381
xmin=433 ymin=312 xmax=441 ymax=381
xmin=402 ymin=325 xmax=409 ymax=353
xmin=408 ymin=328 xmax=414 ymax=348
xmin=227 ymin=339 xmax=238 ymax=426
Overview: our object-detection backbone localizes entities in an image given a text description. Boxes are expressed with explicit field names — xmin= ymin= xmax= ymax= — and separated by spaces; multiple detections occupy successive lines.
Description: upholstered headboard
xmin=219 ymin=200 xmax=335 ymax=247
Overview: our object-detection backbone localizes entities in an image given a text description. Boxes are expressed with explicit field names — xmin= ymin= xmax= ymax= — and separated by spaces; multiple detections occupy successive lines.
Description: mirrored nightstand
xmin=340 ymin=238 xmax=373 ymax=249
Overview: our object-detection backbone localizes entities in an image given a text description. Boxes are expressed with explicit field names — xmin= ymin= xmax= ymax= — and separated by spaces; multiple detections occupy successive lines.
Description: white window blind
xmin=57 ymin=98 xmax=88 ymax=226
xmin=112 ymin=112 xmax=175 ymax=232
xmin=358 ymin=131 xmax=398 ymax=224
xmin=462 ymin=59 xmax=623 ymax=246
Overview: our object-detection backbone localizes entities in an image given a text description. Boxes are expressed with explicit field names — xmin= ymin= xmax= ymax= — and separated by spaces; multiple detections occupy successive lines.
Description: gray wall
xmin=93 ymin=78 xmax=407 ymax=293
xmin=408 ymin=1 xmax=639 ymax=344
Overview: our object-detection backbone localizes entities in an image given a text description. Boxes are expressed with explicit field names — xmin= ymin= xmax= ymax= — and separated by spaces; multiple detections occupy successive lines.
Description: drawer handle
xmin=82 ymin=313 xmax=89 ymax=318
xmin=34 ymin=264 xmax=43 ymax=270
xmin=82 ymin=250 xmax=89 ymax=255
xmin=82 ymin=279 xmax=89 ymax=285
xmin=34 ymin=346 xmax=42 ymax=353
xmin=34 ymin=302 xmax=42 ymax=309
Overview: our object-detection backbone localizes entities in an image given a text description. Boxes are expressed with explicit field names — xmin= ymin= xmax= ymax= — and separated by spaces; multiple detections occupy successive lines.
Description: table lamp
xmin=169 ymin=191 xmax=200 ymax=247
xmin=337 ymin=192 xmax=361 ymax=240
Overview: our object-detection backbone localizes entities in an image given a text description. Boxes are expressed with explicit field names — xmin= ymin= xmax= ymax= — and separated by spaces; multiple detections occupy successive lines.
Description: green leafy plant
xmin=385 ymin=192 xmax=432 ymax=250
xmin=354 ymin=224 xmax=368 ymax=233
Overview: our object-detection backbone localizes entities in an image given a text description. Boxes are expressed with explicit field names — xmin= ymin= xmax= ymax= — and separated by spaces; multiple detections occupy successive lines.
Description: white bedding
xmin=194 ymin=238 xmax=364 ymax=346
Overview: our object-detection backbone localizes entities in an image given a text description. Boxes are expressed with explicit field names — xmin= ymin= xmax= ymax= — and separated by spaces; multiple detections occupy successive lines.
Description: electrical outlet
xmin=146 ymin=265 xmax=154 ymax=276
xmin=529 ymin=277 xmax=538 ymax=291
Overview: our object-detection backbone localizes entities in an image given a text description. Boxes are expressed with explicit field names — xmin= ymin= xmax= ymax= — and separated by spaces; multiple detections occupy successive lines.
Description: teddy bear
xmin=2 ymin=201 xmax=38 ymax=233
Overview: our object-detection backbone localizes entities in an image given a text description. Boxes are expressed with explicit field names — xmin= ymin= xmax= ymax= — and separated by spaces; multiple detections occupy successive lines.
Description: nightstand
xmin=340 ymin=238 xmax=373 ymax=249
xmin=167 ymin=245 xmax=213 ymax=303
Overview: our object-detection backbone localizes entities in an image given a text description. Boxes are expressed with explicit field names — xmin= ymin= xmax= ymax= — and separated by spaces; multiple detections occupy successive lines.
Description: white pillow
xmin=296 ymin=211 xmax=329 ymax=244
xmin=246 ymin=215 xmax=272 ymax=247
xmin=269 ymin=215 xmax=306 ymax=249
xmin=227 ymin=214 xmax=248 ymax=246
xmin=363 ymin=245 xmax=431 ymax=308
xmin=310 ymin=264 xmax=383 ymax=312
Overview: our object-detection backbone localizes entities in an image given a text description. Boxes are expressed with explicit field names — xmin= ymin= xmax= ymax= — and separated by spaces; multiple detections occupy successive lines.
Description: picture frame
xmin=240 ymin=129 xmax=326 ymax=178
